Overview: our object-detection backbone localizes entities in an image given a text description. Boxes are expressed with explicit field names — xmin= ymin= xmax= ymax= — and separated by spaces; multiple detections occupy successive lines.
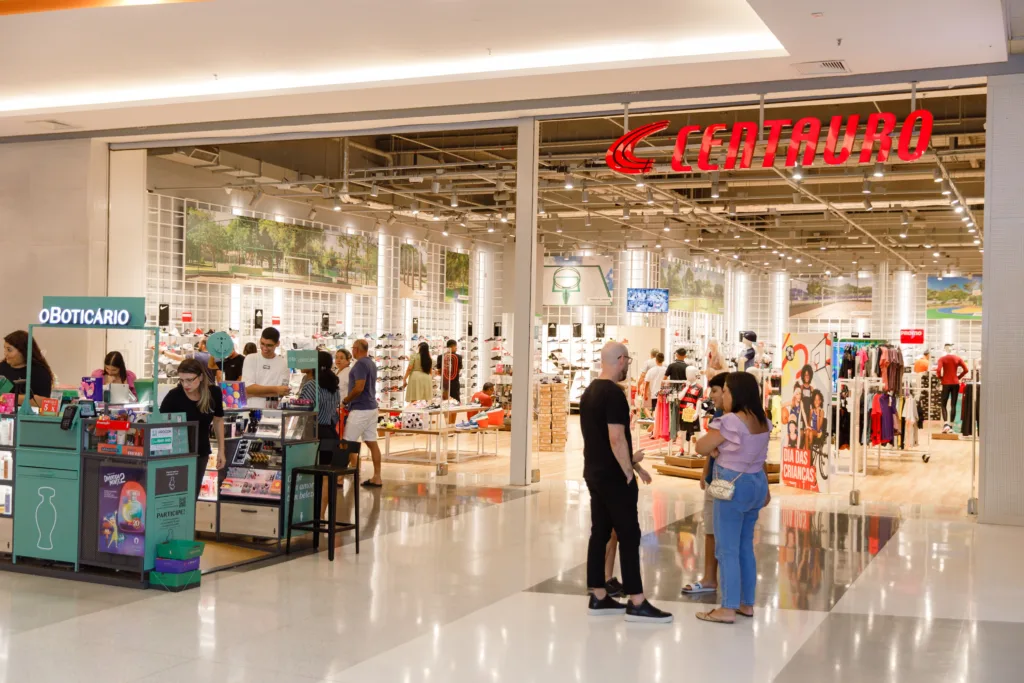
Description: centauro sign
xmin=39 ymin=307 xmax=131 ymax=326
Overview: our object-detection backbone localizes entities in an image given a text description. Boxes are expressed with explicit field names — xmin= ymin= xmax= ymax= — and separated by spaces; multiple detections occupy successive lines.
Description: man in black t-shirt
xmin=665 ymin=348 xmax=690 ymax=382
xmin=579 ymin=341 xmax=673 ymax=624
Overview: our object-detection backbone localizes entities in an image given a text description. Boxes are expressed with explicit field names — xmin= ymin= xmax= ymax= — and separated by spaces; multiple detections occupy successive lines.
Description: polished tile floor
xmin=0 ymin=480 xmax=1020 ymax=682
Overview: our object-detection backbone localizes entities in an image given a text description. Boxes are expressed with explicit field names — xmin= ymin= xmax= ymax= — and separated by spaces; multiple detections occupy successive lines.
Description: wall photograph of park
xmin=927 ymin=275 xmax=982 ymax=319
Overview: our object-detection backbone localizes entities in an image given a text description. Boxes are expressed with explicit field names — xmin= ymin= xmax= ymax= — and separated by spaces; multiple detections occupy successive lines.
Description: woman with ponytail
xmin=159 ymin=358 xmax=225 ymax=499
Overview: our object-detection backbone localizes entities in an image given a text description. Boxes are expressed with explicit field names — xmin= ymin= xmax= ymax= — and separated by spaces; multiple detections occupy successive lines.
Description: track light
xmin=333 ymin=196 xmax=342 ymax=211
xmin=901 ymin=212 xmax=909 ymax=226
xmin=340 ymin=181 xmax=350 ymax=198
xmin=663 ymin=217 xmax=670 ymax=232
xmin=760 ymin=241 xmax=767 ymax=249
xmin=862 ymin=178 xmax=872 ymax=194
xmin=933 ymin=251 xmax=940 ymax=258
xmin=940 ymin=180 xmax=951 ymax=196
xmin=487 ymin=223 xmax=495 ymax=233
xmin=673 ymin=199 xmax=680 ymax=215
xmin=973 ymin=238 xmax=981 ymax=245
xmin=622 ymin=206 xmax=631 ymax=220
xmin=538 ymin=200 xmax=545 ymax=215
xmin=500 ymin=209 xmax=509 ymax=223
xmin=442 ymin=229 xmax=449 ymax=237
xmin=646 ymin=187 xmax=654 ymax=205
xmin=411 ymin=200 xmax=420 ymax=215
xmin=459 ymin=215 xmax=467 ymax=227
xmin=584 ymin=213 xmax=591 ymax=228
xmin=450 ymin=190 xmax=458 ymax=208
xmin=307 ymin=206 xmax=317 ymax=220
xmin=581 ymin=188 xmax=590 ymax=204
xmin=954 ymin=205 xmax=964 ymax=214
xmin=791 ymin=163 xmax=803 ymax=181
xmin=710 ymin=176 xmax=720 ymax=199
xmin=933 ymin=169 xmax=943 ymax=183
xmin=636 ymin=177 xmax=645 ymax=189
xmin=431 ymin=179 xmax=441 ymax=194
xmin=967 ymin=220 xmax=975 ymax=228
xmin=564 ymin=173 xmax=574 ymax=190
xmin=873 ymin=162 xmax=885 ymax=178
xmin=655 ymin=241 xmax=662 ymax=249
xmin=961 ymin=215 xmax=970 ymax=222
xmin=432 ymin=210 xmax=441 ymax=221
xmin=899 ymin=230 xmax=907 ymax=239
xmin=863 ymin=198 xmax=873 ymax=211
xmin=249 ymin=189 xmax=263 ymax=207
xmin=370 ymin=183 xmax=379 ymax=198
xmin=728 ymin=202 xmax=736 ymax=216
xmin=386 ymin=213 xmax=397 ymax=226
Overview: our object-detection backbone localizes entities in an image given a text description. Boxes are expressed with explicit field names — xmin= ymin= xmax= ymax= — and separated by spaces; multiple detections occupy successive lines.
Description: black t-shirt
xmin=666 ymin=360 xmax=690 ymax=382
xmin=580 ymin=379 xmax=632 ymax=481
xmin=159 ymin=384 xmax=224 ymax=456
xmin=0 ymin=361 xmax=53 ymax=399
xmin=221 ymin=354 xmax=245 ymax=382
xmin=436 ymin=353 xmax=463 ymax=385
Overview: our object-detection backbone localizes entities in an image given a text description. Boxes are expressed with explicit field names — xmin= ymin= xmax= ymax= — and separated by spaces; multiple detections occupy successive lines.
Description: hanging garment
xmin=870 ymin=393 xmax=883 ymax=445
xmin=879 ymin=348 xmax=891 ymax=392
xmin=679 ymin=384 xmax=703 ymax=441
xmin=879 ymin=393 xmax=898 ymax=445
xmin=839 ymin=347 xmax=856 ymax=380
xmin=961 ymin=383 xmax=979 ymax=437
xmin=902 ymin=394 xmax=919 ymax=447
xmin=668 ymin=397 xmax=680 ymax=442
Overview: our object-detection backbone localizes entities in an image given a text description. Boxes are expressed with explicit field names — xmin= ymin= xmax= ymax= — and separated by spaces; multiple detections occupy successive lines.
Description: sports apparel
xmin=936 ymin=354 xmax=968 ymax=385
xmin=241 ymin=353 xmax=289 ymax=409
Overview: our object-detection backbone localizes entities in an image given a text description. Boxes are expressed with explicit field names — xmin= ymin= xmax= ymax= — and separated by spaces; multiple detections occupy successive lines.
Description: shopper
xmin=913 ymin=349 xmax=931 ymax=373
xmin=694 ymin=371 xmax=771 ymax=624
xmin=581 ymin=341 xmax=672 ymax=623
xmin=344 ymin=339 xmax=384 ymax=488
xmin=334 ymin=348 xmax=352 ymax=393
xmin=705 ymin=339 xmax=728 ymax=379
xmin=241 ymin=328 xmax=291 ymax=409
xmin=402 ymin=341 xmax=433 ymax=402
xmin=159 ymin=358 xmax=225 ymax=499
xmin=635 ymin=348 xmax=659 ymax=399
xmin=299 ymin=351 xmax=344 ymax=519
xmin=644 ymin=352 xmax=667 ymax=413
xmin=666 ymin=348 xmax=690 ymax=382
xmin=220 ymin=343 xmax=245 ymax=382
xmin=0 ymin=330 xmax=54 ymax=408
xmin=91 ymin=350 xmax=137 ymax=394
xmin=243 ymin=342 xmax=258 ymax=356
xmin=682 ymin=371 xmax=727 ymax=596
xmin=165 ymin=337 xmax=219 ymax=383
xmin=436 ymin=339 xmax=463 ymax=425
xmin=467 ymin=382 xmax=496 ymax=419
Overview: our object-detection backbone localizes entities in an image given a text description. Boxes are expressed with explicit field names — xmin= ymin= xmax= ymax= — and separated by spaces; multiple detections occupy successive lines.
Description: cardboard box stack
xmin=534 ymin=382 xmax=568 ymax=452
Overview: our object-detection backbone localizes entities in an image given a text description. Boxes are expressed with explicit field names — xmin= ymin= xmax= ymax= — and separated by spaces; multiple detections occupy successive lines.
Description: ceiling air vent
xmin=792 ymin=60 xmax=850 ymax=75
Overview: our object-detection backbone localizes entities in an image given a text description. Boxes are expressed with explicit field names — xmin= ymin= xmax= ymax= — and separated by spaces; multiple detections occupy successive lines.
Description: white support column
xmin=107 ymin=150 xmax=148 ymax=371
xmin=510 ymin=118 xmax=539 ymax=486
xmin=979 ymin=75 xmax=1024 ymax=525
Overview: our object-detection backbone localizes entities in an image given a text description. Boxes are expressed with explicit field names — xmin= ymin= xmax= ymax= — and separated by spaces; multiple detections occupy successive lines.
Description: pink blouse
xmin=90 ymin=368 xmax=137 ymax=394
xmin=711 ymin=412 xmax=772 ymax=474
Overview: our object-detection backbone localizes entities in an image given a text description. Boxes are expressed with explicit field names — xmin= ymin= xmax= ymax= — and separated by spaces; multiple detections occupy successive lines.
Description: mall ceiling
xmin=151 ymin=88 xmax=985 ymax=277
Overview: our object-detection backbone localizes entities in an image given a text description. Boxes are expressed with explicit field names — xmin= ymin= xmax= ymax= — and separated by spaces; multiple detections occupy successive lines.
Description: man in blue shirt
xmin=343 ymin=339 xmax=382 ymax=487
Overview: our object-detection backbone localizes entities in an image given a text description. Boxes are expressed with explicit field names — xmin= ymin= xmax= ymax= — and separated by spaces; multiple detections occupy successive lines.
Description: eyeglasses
xmin=179 ymin=375 xmax=200 ymax=385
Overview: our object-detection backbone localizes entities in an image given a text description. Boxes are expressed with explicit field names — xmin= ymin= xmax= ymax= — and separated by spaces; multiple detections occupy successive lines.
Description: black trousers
xmin=941 ymin=384 xmax=959 ymax=423
xmin=586 ymin=475 xmax=642 ymax=595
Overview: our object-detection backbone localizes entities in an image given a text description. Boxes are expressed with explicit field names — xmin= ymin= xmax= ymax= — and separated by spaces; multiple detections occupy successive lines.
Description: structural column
xmin=979 ymin=74 xmax=1024 ymax=525
xmin=509 ymin=119 xmax=539 ymax=486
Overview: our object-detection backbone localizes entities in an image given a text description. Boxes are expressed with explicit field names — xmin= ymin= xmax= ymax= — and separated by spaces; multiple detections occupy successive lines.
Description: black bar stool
xmin=286 ymin=464 xmax=359 ymax=561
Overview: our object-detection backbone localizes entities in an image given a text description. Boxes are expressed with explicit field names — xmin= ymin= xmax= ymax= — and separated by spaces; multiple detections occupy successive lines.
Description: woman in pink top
xmin=91 ymin=351 xmax=137 ymax=395
xmin=694 ymin=371 xmax=771 ymax=624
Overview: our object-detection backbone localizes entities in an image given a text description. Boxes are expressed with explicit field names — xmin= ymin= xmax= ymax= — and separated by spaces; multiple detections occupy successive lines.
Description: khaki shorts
xmin=703 ymin=488 xmax=715 ymax=533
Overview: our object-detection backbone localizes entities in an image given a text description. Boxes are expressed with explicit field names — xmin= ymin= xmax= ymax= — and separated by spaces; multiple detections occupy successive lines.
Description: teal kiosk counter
xmin=6 ymin=296 xmax=200 ymax=585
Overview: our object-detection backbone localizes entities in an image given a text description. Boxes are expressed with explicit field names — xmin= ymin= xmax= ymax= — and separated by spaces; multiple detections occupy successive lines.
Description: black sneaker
xmin=588 ymin=594 xmax=627 ymax=616
xmin=605 ymin=577 xmax=625 ymax=598
xmin=625 ymin=600 xmax=674 ymax=624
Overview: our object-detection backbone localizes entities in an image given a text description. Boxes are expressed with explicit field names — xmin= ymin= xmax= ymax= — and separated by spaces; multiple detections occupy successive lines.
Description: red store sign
xmin=900 ymin=329 xmax=925 ymax=344
xmin=606 ymin=110 xmax=934 ymax=174
xmin=181 ymin=311 xmax=193 ymax=323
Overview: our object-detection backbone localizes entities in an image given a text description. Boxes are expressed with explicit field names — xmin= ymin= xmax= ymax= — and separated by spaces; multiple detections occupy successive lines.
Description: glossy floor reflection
xmin=529 ymin=507 xmax=900 ymax=612
xmin=0 ymin=479 xmax=1020 ymax=682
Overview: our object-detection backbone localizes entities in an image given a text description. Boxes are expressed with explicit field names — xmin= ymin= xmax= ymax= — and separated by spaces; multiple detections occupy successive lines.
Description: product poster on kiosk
xmin=780 ymin=333 xmax=833 ymax=493
xmin=98 ymin=466 xmax=146 ymax=557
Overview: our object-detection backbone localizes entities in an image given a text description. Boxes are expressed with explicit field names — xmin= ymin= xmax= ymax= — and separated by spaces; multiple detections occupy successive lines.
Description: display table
xmin=378 ymin=406 xmax=499 ymax=466
xmin=8 ymin=413 xmax=197 ymax=582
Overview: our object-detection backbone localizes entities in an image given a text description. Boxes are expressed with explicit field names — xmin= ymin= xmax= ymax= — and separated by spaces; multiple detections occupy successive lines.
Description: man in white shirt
xmin=644 ymin=352 xmax=667 ymax=413
xmin=241 ymin=328 xmax=290 ymax=409
xmin=635 ymin=348 xmax=659 ymax=397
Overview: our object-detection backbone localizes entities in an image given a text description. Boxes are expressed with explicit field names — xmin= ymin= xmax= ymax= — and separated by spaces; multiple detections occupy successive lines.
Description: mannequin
xmin=936 ymin=344 xmax=968 ymax=431
xmin=678 ymin=365 xmax=704 ymax=455
xmin=737 ymin=331 xmax=757 ymax=370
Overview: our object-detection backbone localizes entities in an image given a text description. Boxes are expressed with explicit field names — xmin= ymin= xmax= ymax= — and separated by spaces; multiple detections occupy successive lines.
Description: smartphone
xmin=60 ymin=404 xmax=78 ymax=431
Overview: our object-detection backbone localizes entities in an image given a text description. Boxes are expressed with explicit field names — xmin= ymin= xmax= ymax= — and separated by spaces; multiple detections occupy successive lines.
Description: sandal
xmin=361 ymin=480 xmax=383 ymax=488
xmin=696 ymin=610 xmax=735 ymax=624
xmin=681 ymin=582 xmax=717 ymax=595
xmin=736 ymin=610 xmax=754 ymax=618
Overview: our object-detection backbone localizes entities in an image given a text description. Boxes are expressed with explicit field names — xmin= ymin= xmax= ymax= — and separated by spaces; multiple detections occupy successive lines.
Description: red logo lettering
xmin=605 ymin=120 xmax=670 ymax=174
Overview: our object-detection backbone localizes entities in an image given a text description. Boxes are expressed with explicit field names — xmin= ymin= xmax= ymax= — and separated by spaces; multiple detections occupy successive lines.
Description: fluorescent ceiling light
xmin=0 ymin=35 xmax=785 ymax=113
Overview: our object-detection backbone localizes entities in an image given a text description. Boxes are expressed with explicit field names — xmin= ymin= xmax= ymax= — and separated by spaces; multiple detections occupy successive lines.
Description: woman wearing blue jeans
xmin=693 ymin=371 xmax=772 ymax=624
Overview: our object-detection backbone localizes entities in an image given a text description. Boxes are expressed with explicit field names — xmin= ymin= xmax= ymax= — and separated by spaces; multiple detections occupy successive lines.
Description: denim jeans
xmin=712 ymin=466 xmax=768 ymax=610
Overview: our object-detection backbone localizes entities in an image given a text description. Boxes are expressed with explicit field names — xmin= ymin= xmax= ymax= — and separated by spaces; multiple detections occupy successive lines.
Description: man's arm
xmin=607 ymin=423 xmax=634 ymax=482
xmin=343 ymin=379 xmax=366 ymax=405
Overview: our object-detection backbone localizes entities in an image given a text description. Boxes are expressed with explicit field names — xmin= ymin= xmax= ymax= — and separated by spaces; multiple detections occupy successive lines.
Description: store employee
xmin=241 ymin=327 xmax=290 ymax=408
xmin=0 ymin=330 xmax=54 ymax=407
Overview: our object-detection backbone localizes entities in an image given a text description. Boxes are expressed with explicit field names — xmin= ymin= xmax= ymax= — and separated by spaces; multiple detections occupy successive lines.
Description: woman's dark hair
xmin=725 ymin=371 xmax=769 ymax=427
xmin=243 ymin=342 xmax=258 ymax=355
xmin=811 ymin=389 xmax=824 ymax=407
xmin=4 ymin=330 xmax=54 ymax=383
xmin=103 ymin=351 xmax=128 ymax=382
xmin=800 ymin=364 xmax=813 ymax=383
xmin=418 ymin=342 xmax=432 ymax=374
xmin=316 ymin=350 xmax=340 ymax=392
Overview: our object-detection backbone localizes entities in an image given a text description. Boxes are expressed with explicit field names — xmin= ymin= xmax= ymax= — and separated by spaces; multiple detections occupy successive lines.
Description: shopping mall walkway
xmin=0 ymin=479 xmax=1019 ymax=682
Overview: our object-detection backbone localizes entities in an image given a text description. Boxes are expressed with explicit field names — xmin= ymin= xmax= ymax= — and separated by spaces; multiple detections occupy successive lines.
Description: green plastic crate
xmin=150 ymin=569 xmax=201 ymax=592
xmin=156 ymin=539 xmax=205 ymax=561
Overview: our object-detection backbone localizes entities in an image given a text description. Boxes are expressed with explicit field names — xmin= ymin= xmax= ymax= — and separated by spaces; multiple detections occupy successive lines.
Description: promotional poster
xmin=98 ymin=466 xmax=147 ymax=556
xmin=659 ymin=258 xmax=725 ymax=314
xmin=779 ymin=333 xmax=833 ymax=493
xmin=926 ymin=275 xmax=982 ymax=319
xmin=542 ymin=255 xmax=614 ymax=306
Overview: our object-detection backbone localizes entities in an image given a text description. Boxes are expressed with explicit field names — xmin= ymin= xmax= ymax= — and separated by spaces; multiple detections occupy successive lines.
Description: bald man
xmin=579 ymin=342 xmax=672 ymax=624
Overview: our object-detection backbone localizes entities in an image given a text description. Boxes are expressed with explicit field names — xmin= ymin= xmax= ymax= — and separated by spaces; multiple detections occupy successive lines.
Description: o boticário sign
xmin=606 ymin=110 xmax=934 ymax=174
xmin=38 ymin=296 xmax=147 ymax=329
